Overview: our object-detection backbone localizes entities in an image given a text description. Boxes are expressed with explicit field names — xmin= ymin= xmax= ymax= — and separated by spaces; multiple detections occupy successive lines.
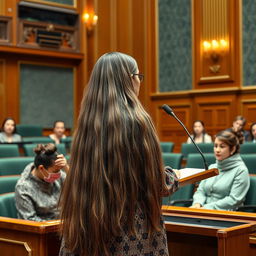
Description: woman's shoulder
xmin=204 ymin=133 xmax=212 ymax=142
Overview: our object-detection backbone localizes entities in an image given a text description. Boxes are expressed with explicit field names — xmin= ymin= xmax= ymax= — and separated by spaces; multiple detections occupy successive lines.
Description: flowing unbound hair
xmin=59 ymin=52 xmax=165 ymax=256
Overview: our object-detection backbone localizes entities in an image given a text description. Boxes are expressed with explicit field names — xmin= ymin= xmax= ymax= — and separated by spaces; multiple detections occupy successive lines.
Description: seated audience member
xmin=191 ymin=130 xmax=249 ymax=211
xmin=0 ymin=118 xmax=22 ymax=143
xmin=15 ymin=143 xmax=69 ymax=221
xmin=187 ymin=120 xmax=212 ymax=143
xmin=226 ymin=115 xmax=250 ymax=142
xmin=49 ymin=120 xmax=67 ymax=144
xmin=250 ymin=122 xmax=256 ymax=143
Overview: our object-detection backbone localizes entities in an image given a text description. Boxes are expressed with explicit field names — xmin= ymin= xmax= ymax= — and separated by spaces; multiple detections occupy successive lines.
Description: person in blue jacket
xmin=191 ymin=130 xmax=250 ymax=211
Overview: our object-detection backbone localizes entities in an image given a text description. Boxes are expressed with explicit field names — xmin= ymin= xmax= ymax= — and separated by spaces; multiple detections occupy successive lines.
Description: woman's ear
xmin=230 ymin=146 xmax=236 ymax=155
xmin=38 ymin=164 xmax=44 ymax=171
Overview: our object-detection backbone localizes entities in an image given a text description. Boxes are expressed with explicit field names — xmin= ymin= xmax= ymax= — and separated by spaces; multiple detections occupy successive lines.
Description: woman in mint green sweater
xmin=191 ymin=130 xmax=250 ymax=211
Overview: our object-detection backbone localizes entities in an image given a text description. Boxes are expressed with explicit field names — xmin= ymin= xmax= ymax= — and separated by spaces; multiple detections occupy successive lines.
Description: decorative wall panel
xmin=20 ymin=63 xmax=74 ymax=128
xmin=158 ymin=0 xmax=192 ymax=92
xmin=242 ymin=0 xmax=256 ymax=86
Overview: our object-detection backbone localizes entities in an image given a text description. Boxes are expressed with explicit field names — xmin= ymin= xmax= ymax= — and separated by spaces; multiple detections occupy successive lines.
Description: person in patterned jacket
xmin=59 ymin=52 xmax=179 ymax=256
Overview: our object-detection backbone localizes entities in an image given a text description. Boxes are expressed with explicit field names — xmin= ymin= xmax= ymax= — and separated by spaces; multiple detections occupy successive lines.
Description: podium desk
xmin=163 ymin=206 xmax=256 ymax=256
xmin=0 ymin=217 xmax=60 ymax=256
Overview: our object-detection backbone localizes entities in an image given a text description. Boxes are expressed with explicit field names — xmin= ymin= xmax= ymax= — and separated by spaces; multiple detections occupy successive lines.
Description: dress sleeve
xmin=15 ymin=186 xmax=44 ymax=222
xmin=162 ymin=166 xmax=179 ymax=197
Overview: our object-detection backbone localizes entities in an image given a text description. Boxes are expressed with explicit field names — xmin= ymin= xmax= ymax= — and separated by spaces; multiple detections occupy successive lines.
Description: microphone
xmin=162 ymin=104 xmax=209 ymax=170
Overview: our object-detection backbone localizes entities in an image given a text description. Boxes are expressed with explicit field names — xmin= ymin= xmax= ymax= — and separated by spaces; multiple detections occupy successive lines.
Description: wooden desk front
xmin=0 ymin=217 xmax=60 ymax=256
xmin=163 ymin=206 xmax=256 ymax=256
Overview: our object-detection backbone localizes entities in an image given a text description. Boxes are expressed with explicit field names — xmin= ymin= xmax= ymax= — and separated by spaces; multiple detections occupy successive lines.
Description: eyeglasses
xmin=132 ymin=73 xmax=144 ymax=82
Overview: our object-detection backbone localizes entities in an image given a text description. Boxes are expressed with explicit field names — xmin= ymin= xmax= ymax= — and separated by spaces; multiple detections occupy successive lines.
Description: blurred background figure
xmin=49 ymin=120 xmax=66 ymax=144
xmin=187 ymin=120 xmax=212 ymax=144
xmin=226 ymin=116 xmax=250 ymax=142
xmin=250 ymin=122 xmax=256 ymax=143
xmin=0 ymin=118 xmax=22 ymax=143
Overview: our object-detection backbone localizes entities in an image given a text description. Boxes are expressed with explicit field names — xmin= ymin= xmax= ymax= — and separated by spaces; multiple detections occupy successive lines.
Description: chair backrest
xmin=186 ymin=153 xmax=216 ymax=169
xmin=181 ymin=143 xmax=214 ymax=158
xmin=22 ymin=137 xmax=54 ymax=144
xmin=0 ymin=144 xmax=20 ymax=157
xmin=0 ymin=157 xmax=34 ymax=175
xmin=0 ymin=192 xmax=17 ymax=218
xmin=244 ymin=176 xmax=256 ymax=206
xmin=0 ymin=175 xmax=20 ymax=194
xmin=23 ymin=144 xmax=38 ymax=156
xmin=162 ymin=153 xmax=183 ymax=169
xmin=162 ymin=184 xmax=194 ymax=207
xmin=16 ymin=124 xmax=43 ymax=137
xmin=240 ymin=143 xmax=256 ymax=154
xmin=160 ymin=142 xmax=174 ymax=153
xmin=241 ymin=154 xmax=256 ymax=174
xmin=56 ymin=143 xmax=67 ymax=155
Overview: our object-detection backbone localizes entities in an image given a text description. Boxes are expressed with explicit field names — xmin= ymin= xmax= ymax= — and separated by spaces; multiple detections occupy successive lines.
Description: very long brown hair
xmin=59 ymin=52 xmax=165 ymax=255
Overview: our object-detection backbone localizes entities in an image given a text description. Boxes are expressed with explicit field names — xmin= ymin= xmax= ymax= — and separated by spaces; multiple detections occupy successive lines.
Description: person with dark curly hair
xmin=15 ymin=143 xmax=69 ymax=221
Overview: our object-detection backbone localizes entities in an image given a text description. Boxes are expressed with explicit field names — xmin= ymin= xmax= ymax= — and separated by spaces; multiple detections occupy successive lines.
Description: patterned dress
xmin=59 ymin=168 xmax=178 ymax=256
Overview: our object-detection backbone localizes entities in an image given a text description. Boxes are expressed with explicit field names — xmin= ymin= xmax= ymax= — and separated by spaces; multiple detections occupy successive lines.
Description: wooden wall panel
xmin=0 ymin=59 xmax=6 ymax=122
xmin=193 ymin=0 xmax=241 ymax=88
xmin=151 ymin=89 xmax=256 ymax=152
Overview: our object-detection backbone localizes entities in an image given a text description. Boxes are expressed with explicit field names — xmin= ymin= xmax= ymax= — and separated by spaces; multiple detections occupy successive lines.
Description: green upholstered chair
xmin=160 ymin=142 xmax=174 ymax=153
xmin=186 ymin=153 xmax=216 ymax=169
xmin=162 ymin=153 xmax=183 ymax=169
xmin=0 ymin=157 xmax=34 ymax=176
xmin=238 ymin=175 xmax=256 ymax=213
xmin=56 ymin=143 xmax=67 ymax=155
xmin=0 ymin=175 xmax=20 ymax=194
xmin=162 ymin=184 xmax=194 ymax=207
xmin=241 ymin=154 xmax=256 ymax=175
xmin=0 ymin=192 xmax=17 ymax=218
xmin=16 ymin=124 xmax=43 ymax=137
xmin=240 ymin=143 xmax=256 ymax=154
xmin=24 ymin=143 xmax=66 ymax=157
xmin=181 ymin=143 xmax=214 ymax=158
xmin=22 ymin=137 xmax=54 ymax=144
xmin=23 ymin=144 xmax=38 ymax=156
xmin=0 ymin=144 xmax=20 ymax=157
xmin=61 ymin=136 xmax=73 ymax=152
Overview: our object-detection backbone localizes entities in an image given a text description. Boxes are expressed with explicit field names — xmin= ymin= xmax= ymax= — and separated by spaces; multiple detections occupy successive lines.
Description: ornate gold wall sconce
xmin=202 ymin=39 xmax=228 ymax=74
xmin=83 ymin=12 xmax=98 ymax=34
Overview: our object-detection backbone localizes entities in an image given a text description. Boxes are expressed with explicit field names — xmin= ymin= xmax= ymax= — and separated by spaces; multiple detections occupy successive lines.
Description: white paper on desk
xmin=179 ymin=168 xmax=205 ymax=179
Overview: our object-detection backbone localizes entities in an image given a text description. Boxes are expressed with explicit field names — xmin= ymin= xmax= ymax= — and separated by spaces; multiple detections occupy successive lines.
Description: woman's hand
xmin=190 ymin=203 xmax=202 ymax=209
xmin=173 ymin=169 xmax=181 ymax=179
xmin=55 ymin=154 xmax=69 ymax=173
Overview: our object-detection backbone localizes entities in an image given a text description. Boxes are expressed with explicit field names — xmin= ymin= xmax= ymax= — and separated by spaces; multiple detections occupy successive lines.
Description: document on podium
xmin=178 ymin=168 xmax=219 ymax=187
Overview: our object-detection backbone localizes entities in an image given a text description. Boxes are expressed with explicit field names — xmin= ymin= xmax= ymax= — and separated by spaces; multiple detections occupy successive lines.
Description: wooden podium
xmin=162 ymin=207 xmax=256 ymax=256
xmin=0 ymin=217 xmax=60 ymax=256
xmin=178 ymin=167 xmax=219 ymax=187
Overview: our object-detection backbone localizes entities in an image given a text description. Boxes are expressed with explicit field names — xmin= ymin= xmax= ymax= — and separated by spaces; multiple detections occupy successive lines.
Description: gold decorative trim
xmin=0 ymin=1 xmax=5 ymax=15
xmin=22 ymin=0 xmax=77 ymax=9
xmin=200 ymin=75 xmax=230 ymax=81
xmin=150 ymin=86 xmax=256 ymax=99
xmin=0 ymin=238 xmax=32 ymax=256
xmin=202 ymin=0 xmax=228 ymax=41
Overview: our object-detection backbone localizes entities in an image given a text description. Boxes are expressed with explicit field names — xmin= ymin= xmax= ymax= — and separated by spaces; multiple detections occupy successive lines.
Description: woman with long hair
xmin=59 ymin=52 xmax=179 ymax=256
xmin=191 ymin=130 xmax=249 ymax=210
